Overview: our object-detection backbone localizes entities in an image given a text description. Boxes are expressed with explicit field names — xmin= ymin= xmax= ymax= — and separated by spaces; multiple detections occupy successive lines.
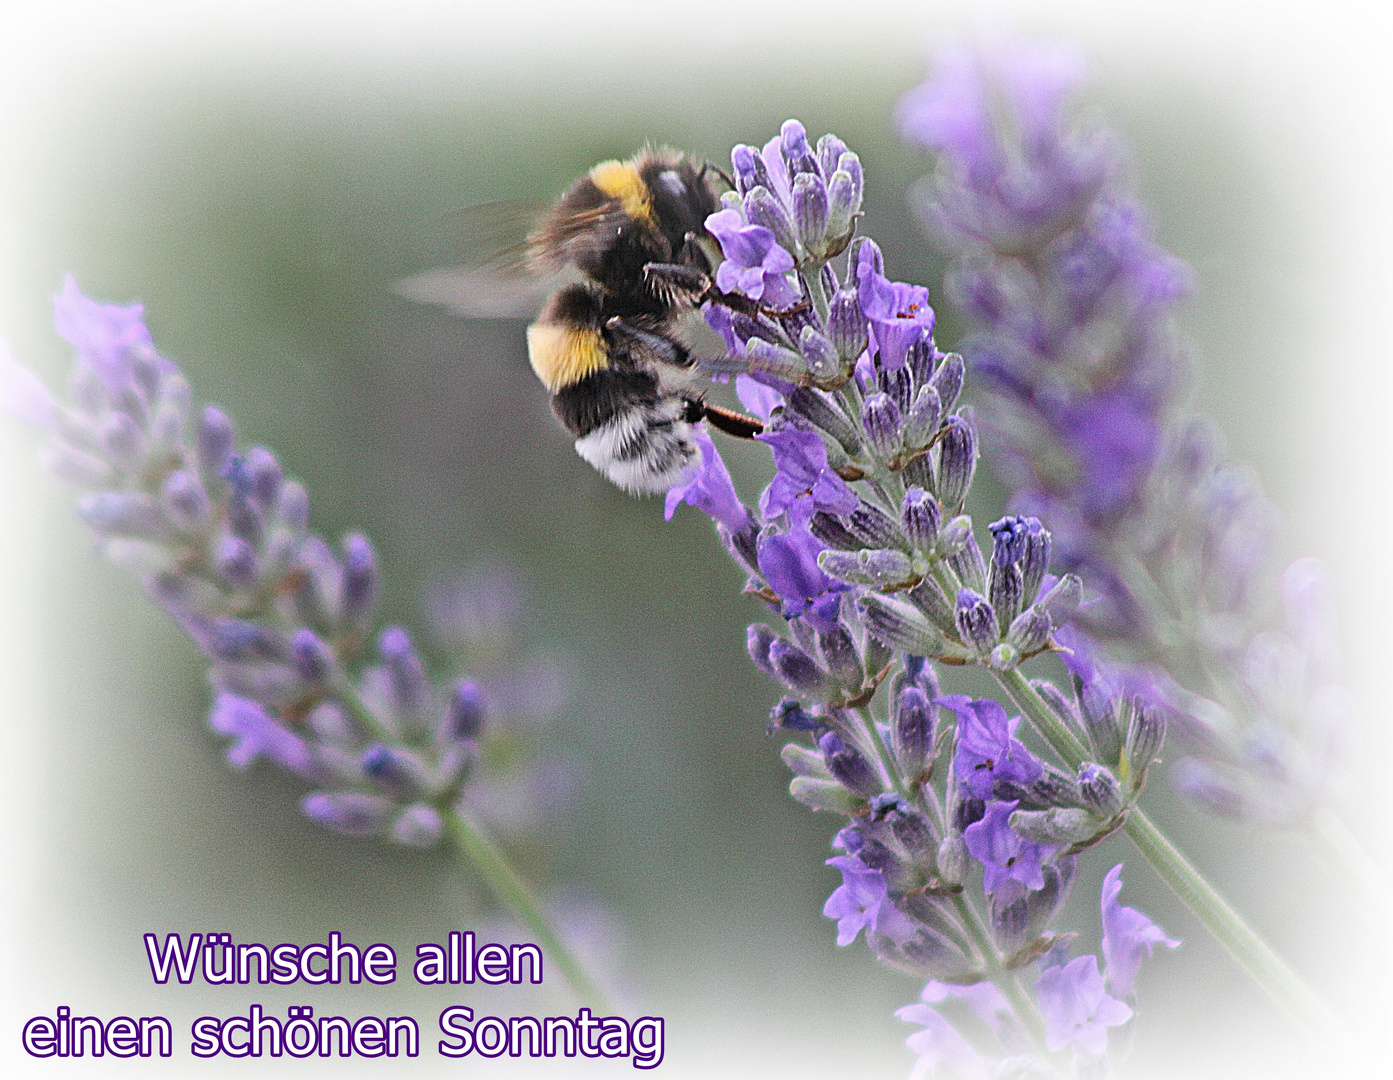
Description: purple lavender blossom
xmin=895 ymin=1002 xmax=988 ymax=1080
xmin=963 ymin=799 xmax=1052 ymax=893
xmin=1035 ymin=954 xmax=1133 ymax=1055
xmin=704 ymin=208 xmax=795 ymax=301
xmin=1101 ymin=864 xmax=1180 ymax=997
xmin=756 ymin=425 xmax=858 ymax=525
xmin=901 ymin=37 xmax=1357 ymax=832
xmin=823 ymin=854 xmax=917 ymax=946
xmin=664 ymin=426 xmax=750 ymax=532
xmin=857 ymin=260 xmax=936 ymax=372
xmin=942 ymin=695 xmax=1042 ymax=799
xmin=756 ymin=525 xmax=846 ymax=627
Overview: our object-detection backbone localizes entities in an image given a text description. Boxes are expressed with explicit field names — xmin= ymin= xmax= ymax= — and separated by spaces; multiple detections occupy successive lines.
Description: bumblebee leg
xmin=693 ymin=400 xmax=766 ymax=439
xmin=642 ymin=262 xmax=712 ymax=309
xmin=604 ymin=316 xmax=695 ymax=369
xmin=699 ymin=161 xmax=737 ymax=192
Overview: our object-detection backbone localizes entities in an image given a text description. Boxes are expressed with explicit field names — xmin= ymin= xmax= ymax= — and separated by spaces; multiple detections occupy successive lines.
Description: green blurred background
xmin=2 ymin=1 xmax=1390 ymax=1077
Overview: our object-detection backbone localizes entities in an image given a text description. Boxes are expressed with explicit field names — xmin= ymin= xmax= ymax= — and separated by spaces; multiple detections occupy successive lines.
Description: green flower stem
xmin=996 ymin=667 xmax=1339 ymax=1038
xmin=444 ymin=807 xmax=609 ymax=1013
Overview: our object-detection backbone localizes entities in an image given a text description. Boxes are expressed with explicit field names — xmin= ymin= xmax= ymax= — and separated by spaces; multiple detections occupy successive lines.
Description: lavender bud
xmin=906 ymin=580 xmax=955 ymax=640
xmin=955 ymin=590 xmax=1000 ymax=653
xmin=445 ymin=679 xmax=487 ymax=740
xmin=245 ymin=446 xmax=283 ymax=511
xmin=814 ymin=133 xmax=848 ymax=177
xmin=197 ymin=406 xmax=235 ymax=480
xmin=936 ymin=515 xmax=973 ymax=557
xmin=307 ymin=702 xmax=355 ymax=745
xmin=1039 ymin=574 xmax=1083 ymax=625
xmin=817 ymin=624 xmax=863 ymax=687
xmin=892 ymin=684 xmax=936 ymax=778
xmin=790 ymin=776 xmax=865 ymax=814
xmin=818 ymin=732 xmax=882 ymax=798
xmin=770 ymin=697 xmax=821 ymax=734
xmin=745 ymin=337 xmax=808 ymax=383
xmin=769 ymin=639 xmax=826 ymax=695
xmin=1009 ymin=807 xmax=1100 ymax=846
xmin=276 ymin=481 xmax=310 ymax=536
xmin=293 ymin=536 xmax=343 ymax=628
xmin=161 ymin=471 xmax=211 ymax=532
xmin=361 ymin=743 xmax=426 ymax=795
xmin=1077 ymin=762 xmax=1125 ymax=818
xmin=780 ymin=119 xmax=819 ymax=177
xmin=1006 ymin=605 xmax=1053 ymax=655
xmin=744 ymin=186 xmax=801 ymax=257
xmin=836 ymin=151 xmax=863 ymax=209
xmin=290 ymin=628 xmax=336 ymax=685
xmin=1079 ymin=692 xmax=1124 ymax=768
xmin=936 ymin=833 xmax=969 ymax=885
xmin=888 ymin=808 xmax=935 ymax=859
xmin=379 ymin=626 xmax=430 ymax=713
xmin=902 ymin=386 xmax=943 ymax=450
xmin=787 ymin=387 xmax=860 ymax=454
xmin=808 ymin=512 xmax=862 ymax=551
xmin=988 ymin=515 xmax=1029 ymax=567
xmin=730 ymin=144 xmax=769 ymax=195
xmin=208 ymin=620 xmax=283 ymax=663
xmin=827 ymin=288 xmax=868 ymax=362
xmin=41 ymin=443 xmax=112 ymax=486
xmin=1125 ymin=699 xmax=1167 ymax=773
xmin=905 ymin=330 xmax=937 ymax=386
xmin=901 ymin=487 xmax=940 ymax=551
xmin=935 ymin=415 xmax=977 ymax=510
xmin=215 ymin=534 xmax=260 ymax=590
xmin=988 ymin=561 xmax=1025 ymax=630
xmin=991 ymin=860 xmax=1073 ymax=956
xmin=341 ymin=533 xmax=377 ymax=627
xmin=301 ymin=792 xmax=394 ymax=837
xmin=748 ymin=624 xmax=781 ymax=681
xmin=860 ymin=593 xmax=953 ymax=657
xmin=77 ymin=492 xmax=167 ymax=541
xmin=1020 ymin=520 xmax=1051 ymax=604
xmin=798 ymin=326 xmax=840 ymax=381
xmin=929 ymin=353 xmax=964 ymax=414
xmin=947 ymin=531 xmax=988 ymax=593
xmin=878 ymin=364 xmax=914 ymax=418
xmin=818 ymin=547 xmax=913 ymax=588
xmin=391 ymin=804 xmax=443 ymax=847
xmin=861 ymin=392 xmax=902 ymax=458
xmin=902 ymin=654 xmax=940 ymax=696
xmin=844 ymin=500 xmax=904 ymax=549
xmin=824 ymin=167 xmax=861 ymax=241
xmin=101 ymin=411 xmax=146 ymax=471
xmin=792 ymin=173 xmax=829 ymax=251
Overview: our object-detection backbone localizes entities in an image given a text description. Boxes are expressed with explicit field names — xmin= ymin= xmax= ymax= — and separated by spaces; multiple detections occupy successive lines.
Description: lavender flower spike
xmin=900 ymin=36 xmax=1363 ymax=845
xmin=9 ymin=277 xmax=607 ymax=1010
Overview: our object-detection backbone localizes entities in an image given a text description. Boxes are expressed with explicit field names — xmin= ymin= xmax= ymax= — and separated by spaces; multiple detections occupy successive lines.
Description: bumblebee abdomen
xmin=526 ymin=322 xmax=608 ymax=394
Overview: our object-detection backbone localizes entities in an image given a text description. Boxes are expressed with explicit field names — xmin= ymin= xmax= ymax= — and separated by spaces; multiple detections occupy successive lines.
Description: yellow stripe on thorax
xmin=589 ymin=159 xmax=654 ymax=226
xmin=526 ymin=322 xmax=608 ymax=393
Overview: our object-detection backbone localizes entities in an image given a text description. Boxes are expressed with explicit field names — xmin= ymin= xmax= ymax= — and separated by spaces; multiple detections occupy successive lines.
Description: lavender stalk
xmin=4 ymin=277 xmax=607 ymax=1011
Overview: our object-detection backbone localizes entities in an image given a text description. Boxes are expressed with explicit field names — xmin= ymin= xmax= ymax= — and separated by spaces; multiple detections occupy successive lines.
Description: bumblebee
xmin=405 ymin=147 xmax=766 ymax=494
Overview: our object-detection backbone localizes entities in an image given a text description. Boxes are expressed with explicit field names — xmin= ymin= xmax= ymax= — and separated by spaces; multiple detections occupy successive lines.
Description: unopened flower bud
xmin=445 ymin=679 xmax=487 ymax=740
xmin=989 ymin=561 xmax=1025 ymax=631
xmin=290 ymin=628 xmax=336 ymax=685
xmin=792 ymin=173 xmax=829 ymax=251
xmin=947 ymin=531 xmax=988 ymax=593
xmin=770 ymin=638 xmax=826 ymax=695
xmin=818 ymin=731 xmax=882 ymax=798
xmin=850 ymin=236 xmax=883 ymax=278
xmin=780 ymin=119 xmax=818 ymax=177
xmin=936 ymin=414 xmax=977 ymax=510
xmin=162 ymin=470 xmax=211 ymax=532
xmin=798 ymin=326 xmax=839 ymax=380
xmin=860 ymin=593 xmax=953 ymax=656
xmin=197 ymin=405 xmax=235 ymax=480
xmin=1020 ymin=520 xmax=1051 ymax=603
xmin=215 ymin=533 xmax=260 ymax=590
xmin=744 ymin=185 xmax=801 ymax=257
xmin=379 ymin=625 xmax=430 ymax=713
xmin=824 ymin=169 xmax=860 ymax=241
xmin=790 ymin=776 xmax=865 ymax=814
xmin=1039 ymin=574 xmax=1083 ymax=626
xmin=391 ymin=804 xmax=443 ymax=847
xmin=901 ymin=486 xmax=941 ymax=551
xmin=929 ymin=353 xmax=965 ymax=414
xmin=827 ymin=287 xmax=867 ymax=362
xmin=816 ymin=133 xmax=850 ymax=178
xmin=1125 ymin=698 xmax=1167 ymax=775
xmin=861 ymin=392 xmax=902 ymax=458
xmin=879 ymin=363 xmax=914 ymax=415
xmin=818 ymin=547 xmax=914 ymax=588
xmin=1009 ymin=806 xmax=1101 ymax=845
xmin=1006 ymin=605 xmax=1053 ymax=655
xmin=745 ymin=336 xmax=808 ymax=383
xmin=955 ymin=589 xmax=1000 ymax=654
xmin=905 ymin=330 xmax=938 ymax=386
xmin=844 ymin=500 xmax=904 ymax=549
xmin=341 ymin=533 xmax=377 ymax=626
xmin=902 ymin=385 xmax=943 ymax=450
xmin=937 ymin=833 xmax=969 ymax=885
xmin=1077 ymin=762 xmax=1125 ymax=818
xmin=893 ymin=684 xmax=936 ymax=778
xmin=748 ymin=624 xmax=781 ymax=681
xmin=817 ymin=623 xmax=863 ymax=687
xmin=301 ymin=791 xmax=393 ymax=837
xmin=787 ymin=387 xmax=860 ymax=454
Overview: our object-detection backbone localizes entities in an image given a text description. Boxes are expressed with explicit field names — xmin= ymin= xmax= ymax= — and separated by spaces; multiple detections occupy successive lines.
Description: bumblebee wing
xmin=394 ymin=265 xmax=579 ymax=320
xmin=439 ymin=199 xmax=553 ymax=276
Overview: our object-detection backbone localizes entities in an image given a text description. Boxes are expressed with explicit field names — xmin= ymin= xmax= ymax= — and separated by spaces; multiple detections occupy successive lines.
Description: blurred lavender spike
xmin=5 ymin=275 xmax=607 ymax=1009
xmin=897 ymin=39 xmax=1363 ymax=841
